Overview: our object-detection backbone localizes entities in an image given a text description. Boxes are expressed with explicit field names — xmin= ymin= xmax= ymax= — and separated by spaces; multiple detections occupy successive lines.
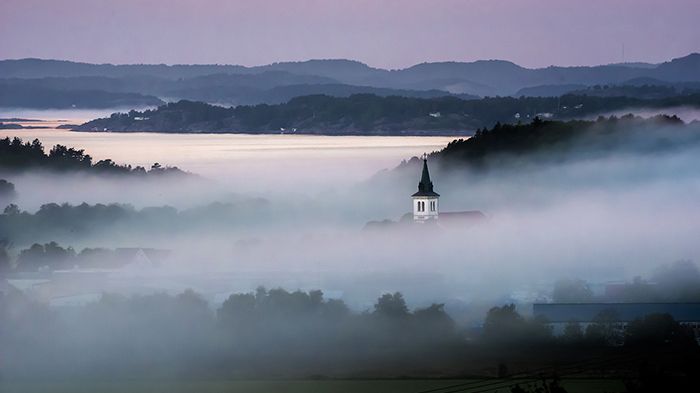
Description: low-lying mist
xmin=1 ymin=120 xmax=699 ymax=310
xmin=3 ymin=114 xmax=700 ymax=382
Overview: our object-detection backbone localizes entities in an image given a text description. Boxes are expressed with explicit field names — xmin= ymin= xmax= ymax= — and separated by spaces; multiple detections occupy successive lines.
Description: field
xmin=2 ymin=378 xmax=627 ymax=393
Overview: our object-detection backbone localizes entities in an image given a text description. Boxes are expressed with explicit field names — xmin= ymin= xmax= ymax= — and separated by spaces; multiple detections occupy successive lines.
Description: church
xmin=410 ymin=155 xmax=485 ymax=226
xmin=362 ymin=155 xmax=485 ymax=231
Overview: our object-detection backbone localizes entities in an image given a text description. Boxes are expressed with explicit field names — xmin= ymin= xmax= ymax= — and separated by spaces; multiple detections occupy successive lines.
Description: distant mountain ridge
xmin=1 ymin=54 xmax=699 ymax=108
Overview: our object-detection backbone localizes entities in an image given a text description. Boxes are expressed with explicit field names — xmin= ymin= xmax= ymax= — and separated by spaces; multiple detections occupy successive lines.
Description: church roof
xmin=412 ymin=157 xmax=440 ymax=197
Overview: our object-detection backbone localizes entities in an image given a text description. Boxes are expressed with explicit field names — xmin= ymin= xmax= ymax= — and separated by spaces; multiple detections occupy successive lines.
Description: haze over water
xmin=0 ymin=112 xmax=459 ymax=193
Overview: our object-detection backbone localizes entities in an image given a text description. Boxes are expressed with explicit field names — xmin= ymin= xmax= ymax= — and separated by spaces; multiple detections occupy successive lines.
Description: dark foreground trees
xmin=1 ymin=288 xmax=698 ymax=380
xmin=0 ymin=287 xmax=461 ymax=379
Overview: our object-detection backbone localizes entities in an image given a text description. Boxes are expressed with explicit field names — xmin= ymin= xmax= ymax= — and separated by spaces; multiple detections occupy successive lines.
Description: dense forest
xmin=424 ymin=114 xmax=699 ymax=171
xmin=0 ymin=136 xmax=186 ymax=176
xmin=74 ymin=93 xmax=700 ymax=134
xmin=1 ymin=284 xmax=698 ymax=385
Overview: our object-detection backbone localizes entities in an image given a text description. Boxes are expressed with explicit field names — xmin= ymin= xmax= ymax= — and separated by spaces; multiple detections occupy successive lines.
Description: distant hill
xmin=0 ymin=58 xmax=251 ymax=79
xmin=518 ymin=82 xmax=700 ymax=100
xmin=1 ymin=54 xmax=699 ymax=107
xmin=0 ymin=68 xmax=475 ymax=108
xmin=73 ymin=93 xmax=700 ymax=135
xmin=406 ymin=114 xmax=700 ymax=175
xmin=0 ymin=81 xmax=163 ymax=109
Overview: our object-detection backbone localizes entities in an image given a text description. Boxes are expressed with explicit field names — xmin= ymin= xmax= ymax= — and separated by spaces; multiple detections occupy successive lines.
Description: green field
xmin=1 ymin=378 xmax=626 ymax=393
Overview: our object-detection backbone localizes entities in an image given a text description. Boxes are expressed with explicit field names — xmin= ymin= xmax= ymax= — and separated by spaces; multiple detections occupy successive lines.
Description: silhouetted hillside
xmin=74 ymin=93 xmax=700 ymax=135
xmin=428 ymin=114 xmax=697 ymax=171
xmin=2 ymin=54 xmax=699 ymax=103
xmin=0 ymin=81 xmax=163 ymax=109
xmin=0 ymin=72 xmax=472 ymax=108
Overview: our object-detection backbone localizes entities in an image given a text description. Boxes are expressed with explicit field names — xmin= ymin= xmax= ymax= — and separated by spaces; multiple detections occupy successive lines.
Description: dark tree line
xmin=0 ymin=288 xmax=458 ymax=378
xmin=0 ymin=241 xmax=157 ymax=273
xmin=433 ymin=114 xmax=693 ymax=170
xmin=0 ymin=200 xmax=269 ymax=246
xmin=0 ymin=136 xmax=185 ymax=176
xmin=1 ymin=287 xmax=696 ymax=380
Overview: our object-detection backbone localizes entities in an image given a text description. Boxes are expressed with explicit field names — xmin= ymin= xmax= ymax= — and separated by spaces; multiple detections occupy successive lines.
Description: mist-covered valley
xmin=2 ymin=114 xmax=700 ymax=304
xmin=3 ymin=113 xmax=700 ymax=383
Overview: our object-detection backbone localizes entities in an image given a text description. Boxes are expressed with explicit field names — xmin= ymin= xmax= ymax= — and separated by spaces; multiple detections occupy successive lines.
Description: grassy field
xmin=1 ymin=378 xmax=627 ymax=393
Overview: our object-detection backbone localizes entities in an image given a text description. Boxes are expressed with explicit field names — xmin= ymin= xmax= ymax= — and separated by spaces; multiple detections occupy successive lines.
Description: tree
xmin=617 ymin=276 xmax=658 ymax=302
xmin=625 ymin=313 xmax=695 ymax=347
xmin=482 ymin=303 xmax=526 ymax=343
xmin=373 ymin=292 xmax=409 ymax=318
xmin=16 ymin=243 xmax=46 ymax=271
xmin=552 ymin=279 xmax=594 ymax=303
xmin=413 ymin=303 xmax=456 ymax=337
xmin=16 ymin=242 xmax=75 ymax=271
xmin=483 ymin=304 xmax=552 ymax=345
xmin=0 ymin=240 xmax=10 ymax=275
xmin=0 ymin=179 xmax=16 ymax=203
xmin=218 ymin=292 xmax=257 ymax=329
xmin=585 ymin=309 xmax=623 ymax=346
xmin=652 ymin=260 xmax=700 ymax=301
xmin=561 ymin=321 xmax=584 ymax=343
xmin=3 ymin=203 xmax=20 ymax=215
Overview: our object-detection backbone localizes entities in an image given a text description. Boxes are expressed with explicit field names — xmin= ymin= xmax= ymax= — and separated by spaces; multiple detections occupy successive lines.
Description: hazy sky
xmin=1 ymin=0 xmax=698 ymax=69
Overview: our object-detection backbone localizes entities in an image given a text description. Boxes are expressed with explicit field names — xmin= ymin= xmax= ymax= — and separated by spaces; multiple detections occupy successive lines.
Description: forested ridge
xmin=75 ymin=93 xmax=700 ymax=135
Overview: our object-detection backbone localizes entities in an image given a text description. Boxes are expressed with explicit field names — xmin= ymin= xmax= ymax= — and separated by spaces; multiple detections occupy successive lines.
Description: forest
xmin=425 ymin=114 xmax=697 ymax=171
xmin=74 ymin=93 xmax=700 ymax=134
xmin=0 ymin=136 xmax=186 ymax=176
xmin=1 ymin=284 xmax=698 ymax=385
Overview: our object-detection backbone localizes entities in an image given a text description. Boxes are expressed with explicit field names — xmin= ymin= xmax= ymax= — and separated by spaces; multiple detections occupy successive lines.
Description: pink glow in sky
xmin=1 ymin=0 xmax=698 ymax=68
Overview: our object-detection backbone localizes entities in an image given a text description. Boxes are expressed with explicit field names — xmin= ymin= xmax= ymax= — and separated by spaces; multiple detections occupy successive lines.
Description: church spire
xmin=419 ymin=155 xmax=433 ymax=193
xmin=412 ymin=154 xmax=440 ymax=197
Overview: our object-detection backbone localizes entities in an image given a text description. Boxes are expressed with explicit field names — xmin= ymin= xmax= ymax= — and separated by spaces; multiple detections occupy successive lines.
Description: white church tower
xmin=412 ymin=155 xmax=439 ymax=222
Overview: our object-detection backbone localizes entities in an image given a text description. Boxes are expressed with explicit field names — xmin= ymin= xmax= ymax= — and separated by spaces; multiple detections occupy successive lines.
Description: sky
xmin=1 ymin=0 xmax=699 ymax=69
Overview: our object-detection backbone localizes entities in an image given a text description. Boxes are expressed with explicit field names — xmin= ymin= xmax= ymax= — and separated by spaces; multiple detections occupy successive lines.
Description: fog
xmin=3 ymin=115 xmax=700 ymax=380
xmin=588 ymin=105 xmax=700 ymax=123
xmin=3 ymin=117 xmax=700 ymax=308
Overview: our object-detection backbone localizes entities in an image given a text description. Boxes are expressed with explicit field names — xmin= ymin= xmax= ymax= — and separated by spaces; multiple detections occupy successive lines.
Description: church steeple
xmin=412 ymin=155 xmax=440 ymax=197
xmin=411 ymin=154 xmax=439 ymax=222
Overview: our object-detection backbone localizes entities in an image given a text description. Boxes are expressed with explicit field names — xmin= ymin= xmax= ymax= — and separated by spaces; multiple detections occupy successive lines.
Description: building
xmin=412 ymin=155 xmax=440 ymax=222
xmin=410 ymin=155 xmax=486 ymax=225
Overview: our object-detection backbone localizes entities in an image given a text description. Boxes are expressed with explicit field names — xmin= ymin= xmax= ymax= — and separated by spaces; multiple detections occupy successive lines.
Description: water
xmin=0 ymin=111 xmax=461 ymax=192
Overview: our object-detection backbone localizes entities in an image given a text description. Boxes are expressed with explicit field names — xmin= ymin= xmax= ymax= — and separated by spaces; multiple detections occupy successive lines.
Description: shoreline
xmin=68 ymin=128 xmax=473 ymax=137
